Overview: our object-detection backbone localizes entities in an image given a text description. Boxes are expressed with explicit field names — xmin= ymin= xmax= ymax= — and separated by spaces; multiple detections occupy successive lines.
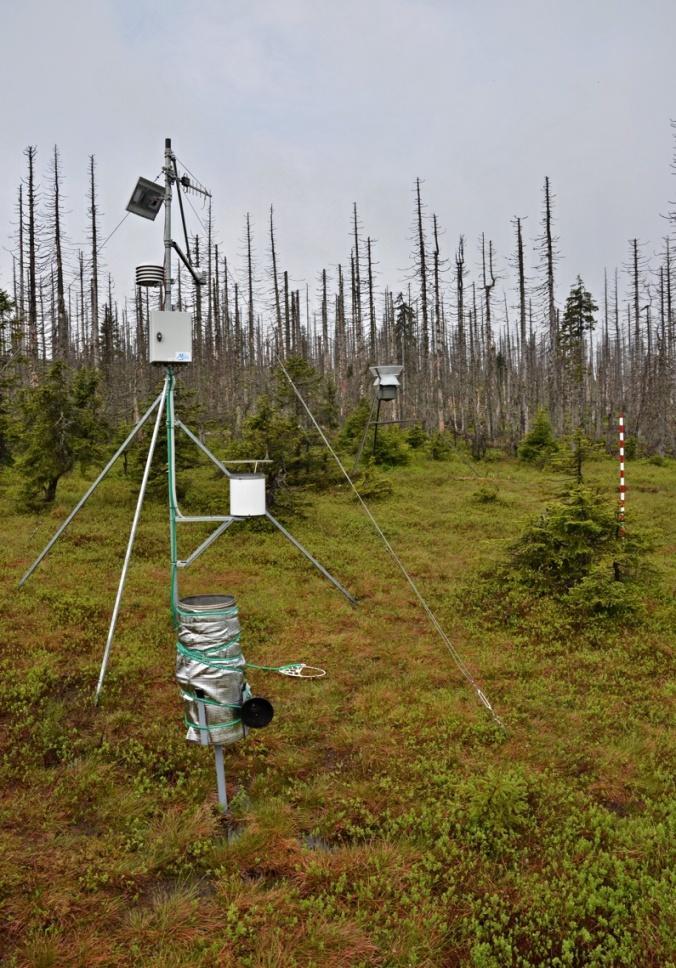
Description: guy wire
xmin=275 ymin=355 xmax=505 ymax=731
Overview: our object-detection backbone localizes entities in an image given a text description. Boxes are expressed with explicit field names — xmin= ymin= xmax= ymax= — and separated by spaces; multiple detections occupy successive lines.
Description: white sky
xmin=2 ymin=0 xmax=675 ymax=320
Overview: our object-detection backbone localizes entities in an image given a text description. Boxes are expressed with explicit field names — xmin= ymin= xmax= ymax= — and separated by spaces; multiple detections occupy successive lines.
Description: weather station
xmin=352 ymin=363 xmax=406 ymax=469
xmin=20 ymin=138 xmax=356 ymax=811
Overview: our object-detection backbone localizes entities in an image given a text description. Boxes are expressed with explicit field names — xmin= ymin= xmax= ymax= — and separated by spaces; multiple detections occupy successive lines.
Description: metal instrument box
xmin=149 ymin=311 xmax=192 ymax=364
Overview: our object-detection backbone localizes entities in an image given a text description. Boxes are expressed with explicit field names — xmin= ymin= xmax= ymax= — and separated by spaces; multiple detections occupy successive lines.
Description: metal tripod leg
xmin=176 ymin=420 xmax=232 ymax=478
xmin=372 ymin=398 xmax=382 ymax=456
xmin=352 ymin=393 xmax=378 ymax=474
xmin=95 ymin=379 xmax=169 ymax=703
xmin=265 ymin=512 xmax=357 ymax=605
xmin=19 ymin=392 xmax=164 ymax=588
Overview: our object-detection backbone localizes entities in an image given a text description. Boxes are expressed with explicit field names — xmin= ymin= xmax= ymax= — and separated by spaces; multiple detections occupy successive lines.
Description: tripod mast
xmin=163 ymin=137 xmax=173 ymax=310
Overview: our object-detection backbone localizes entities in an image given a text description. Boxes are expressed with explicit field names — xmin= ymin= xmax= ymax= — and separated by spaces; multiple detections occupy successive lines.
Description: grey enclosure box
xmin=149 ymin=311 xmax=192 ymax=364
xmin=369 ymin=364 xmax=403 ymax=400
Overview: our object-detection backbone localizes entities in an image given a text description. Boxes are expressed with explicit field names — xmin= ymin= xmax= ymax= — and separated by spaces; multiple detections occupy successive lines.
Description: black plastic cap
xmin=241 ymin=697 xmax=274 ymax=729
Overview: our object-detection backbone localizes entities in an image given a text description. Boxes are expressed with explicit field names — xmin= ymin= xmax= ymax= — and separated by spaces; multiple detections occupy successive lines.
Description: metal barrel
xmin=175 ymin=595 xmax=249 ymax=746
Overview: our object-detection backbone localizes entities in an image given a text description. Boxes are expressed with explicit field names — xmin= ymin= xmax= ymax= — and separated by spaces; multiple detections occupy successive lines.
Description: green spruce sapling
xmin=17 ymin=362 xmax=106 ymax=510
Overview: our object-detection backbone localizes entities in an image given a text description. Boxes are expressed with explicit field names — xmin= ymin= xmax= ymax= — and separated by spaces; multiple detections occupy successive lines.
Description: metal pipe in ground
xmin=214 ymin=746 xmax=228 ymax=811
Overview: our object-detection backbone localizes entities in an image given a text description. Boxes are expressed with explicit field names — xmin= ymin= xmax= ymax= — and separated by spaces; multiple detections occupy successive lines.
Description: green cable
xmin=168 ymin=368 xmax=256 ymax=733
xmin=176 ymin=644 xmax=243 ymax=670
xmin=184 ymin=714 xmax=242 ymax=731
xmin=176 ymin=634 xmax=241 ymax=656
xmin=176 ymin=639 xmax=303 ymax=675
xmin=245 ymin=661 xmax=302 ymax=672
xmin=167 ymin=374 xmax=240 ymax=626
xmin=166 ymin=368 xmax=179 ymax=623
xmin=180 ymin=690 xmax=241 ymax=709
xmin=176 ymin=641 xmax=245 ymax=666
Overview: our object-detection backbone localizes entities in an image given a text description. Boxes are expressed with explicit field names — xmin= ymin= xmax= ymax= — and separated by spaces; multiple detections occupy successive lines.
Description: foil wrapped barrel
xmin=175 ymin=594 xmax=250 ymax=745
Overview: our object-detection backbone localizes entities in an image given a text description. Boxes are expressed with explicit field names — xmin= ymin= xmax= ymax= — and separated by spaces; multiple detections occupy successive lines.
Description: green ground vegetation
xmin=0 ymin=444 xmax=673 ymax=967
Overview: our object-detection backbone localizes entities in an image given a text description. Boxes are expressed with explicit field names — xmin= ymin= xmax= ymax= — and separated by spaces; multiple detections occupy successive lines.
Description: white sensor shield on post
xmin=229 ymin=475 xmax=266 ymax=517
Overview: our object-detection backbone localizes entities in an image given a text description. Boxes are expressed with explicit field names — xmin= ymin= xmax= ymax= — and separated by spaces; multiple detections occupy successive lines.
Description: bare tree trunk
xmin=432 ymin=214 xmax=444 ymax=431
xmin=269 ymin=206 xmax=283 ymax=356
xmin=481 ymin=233 xmax=497 ymax=438
xmin=321 ymin=269 xmax=329 ymax=372
xmin=366 ymin=237 xmax=376 ymax=362
xmin=89 ymin=155 xmax=100 ymax=365
xmin=50 ymin=146 xmax=69 ymax=359
xmin=78 ymin=250 xmax=86 ymax=357
xmin=246 ymin=213 xmax=255 ymax=367
xmin=205 ymin=202 xmax=214 ymax=363
xmin=39 ymin=278 xmax=46 ymax=361
xmin=352 ymin=203 xmax=363 ymax=358
xmin=514 ymin=216 xmax=528 ymax=432
xmin=234 ymin=282 xmax=241 ymax=376
xmin=335 ymin=264 xmax=346 ymax=386
xmin=453 ymin=237 xmax=466 ymax=433
xmin=213 ymin=243 xmax=222 ymax=361
xmin=415 ymin=178 xmax=429 ymax=360
xmin=25 ymin=147 xmax=39 ymax=365
xmin=222 ymin=256 xmax=230 ymax=361
xmin=283 ymin=270 xmax=290 ymax=356
xmin=665 ymin=237 xmax=673 ymax=356
xmin=18 ymin=184 xmax=25 ymax=349
xmin=540 ymin=176 xmax=559 ymax=427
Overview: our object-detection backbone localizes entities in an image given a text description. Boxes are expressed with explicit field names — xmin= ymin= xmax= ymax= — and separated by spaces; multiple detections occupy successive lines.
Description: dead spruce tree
xmin=1 ymin=144 xmax=675 ymax=458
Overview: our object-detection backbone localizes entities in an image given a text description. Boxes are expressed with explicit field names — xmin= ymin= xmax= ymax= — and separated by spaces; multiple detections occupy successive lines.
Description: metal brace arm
xmin=171 ymin=240 xmax=205 ymax=286
xmin=176 ymin=421 xmax=233 ymax=477
xmin=266 ymin=512 xmax=357 ymax=606
xmin=177 ymin=518 xmax=235 ymax=568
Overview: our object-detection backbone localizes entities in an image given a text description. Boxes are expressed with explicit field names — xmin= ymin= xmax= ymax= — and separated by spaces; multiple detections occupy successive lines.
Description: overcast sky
xmin=2 ymin=0 xmax=675 ymax=317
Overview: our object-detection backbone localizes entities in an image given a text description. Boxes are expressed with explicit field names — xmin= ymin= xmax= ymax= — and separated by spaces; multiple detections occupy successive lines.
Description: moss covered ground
xmin=0 ymin=450 xmax=674 ymax=967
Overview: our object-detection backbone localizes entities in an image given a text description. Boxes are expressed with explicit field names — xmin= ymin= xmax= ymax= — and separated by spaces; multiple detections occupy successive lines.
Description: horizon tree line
xmin=1 ymin=144 xmax=674 ymax=457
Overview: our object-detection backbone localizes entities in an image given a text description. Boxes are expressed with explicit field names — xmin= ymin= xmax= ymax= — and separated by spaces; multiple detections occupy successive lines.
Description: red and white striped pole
xmin=618 ymin=413 xmax=625 ymax=538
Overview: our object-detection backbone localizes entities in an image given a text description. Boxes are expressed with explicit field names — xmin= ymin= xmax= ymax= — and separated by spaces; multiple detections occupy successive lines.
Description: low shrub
xmin=406 ymin=424 xmax=429 ymax=449
xmin=469 ymin=483 xmax=654 ymax=634
xmin=429 ymin=431 xmax=454 ymax=461
xmin=517 ymin=408 xmax=558 ymax=466
xmin=353 ymin=463 xmax=393 ymax=501
xmin=473 ymin=484 xmax=501 ymax=505
xmin=372 ymin=428 xmax=411 ymax=467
